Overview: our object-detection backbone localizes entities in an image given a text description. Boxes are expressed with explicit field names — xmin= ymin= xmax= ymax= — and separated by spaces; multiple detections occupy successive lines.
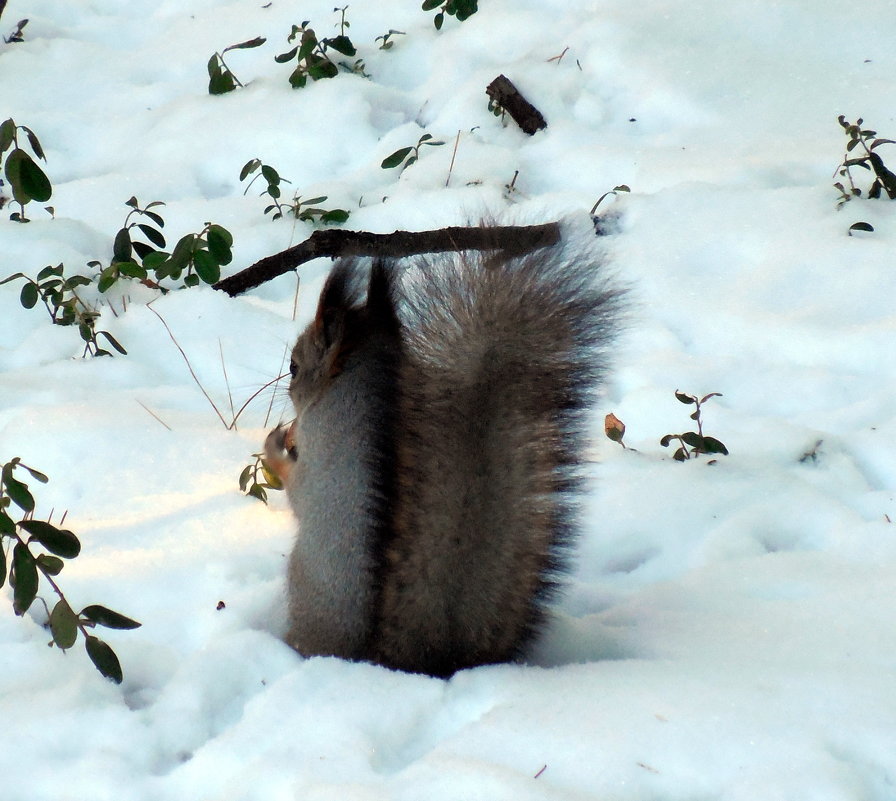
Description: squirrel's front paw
xmin=264 ymin=421 xmax=297 ymax=485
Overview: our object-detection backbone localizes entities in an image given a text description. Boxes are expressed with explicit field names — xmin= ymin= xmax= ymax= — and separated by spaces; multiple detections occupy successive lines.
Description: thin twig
xmin=219 ymin=339 xmax=237 ymax=428
xmin=136 ymin=399 xmax=173 ymax=431
xmin=146 ymin=303 xmax=229 ymax=429
xmin=232 ymin=370 xmax=291 ymax=430
xmin=446 ymin=130 xmax=461 ymax=187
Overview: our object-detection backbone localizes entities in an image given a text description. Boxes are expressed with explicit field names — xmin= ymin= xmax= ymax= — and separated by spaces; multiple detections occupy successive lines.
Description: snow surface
xmin=2 ymin=1 xmax=896 ymax=799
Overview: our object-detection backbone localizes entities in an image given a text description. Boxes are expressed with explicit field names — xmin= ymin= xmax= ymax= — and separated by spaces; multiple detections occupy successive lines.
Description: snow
xmin=2 ymin=1 xmax=896 ymax=799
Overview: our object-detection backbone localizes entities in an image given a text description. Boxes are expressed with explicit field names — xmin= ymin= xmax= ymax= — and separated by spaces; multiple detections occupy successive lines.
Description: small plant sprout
xmin=381 ymin=133 xmax=446 ymax=171
xmin=275 ymin=12 xmax=357 ymax=89
xmin=376 ymin=29 xmax=406 ymax=49
xmin=834 ymin=116 xmax=896 ymax=206
xmin=4 ymin=17 xmax=28 ymax=43
xmin=207 ymin=36 xmax=267 ymax=95
xmin=0 ymin=264 xmax=127 ymax=357
xmin=661 ymin=390 xmax=729 ymax=462
xmin=421 ymin=0 xmax=478 ymax=30
xmin=240 ymin=159 xmax=350 ymax=223
xmin=239 ymin=453 xmax=285 ymax=504
xmin=1 ymin=457 xmax=141 ymax=683
xmin=0 ymin=118 xmax=52 ymax=222
xmin=101 ymin=198 xmax=234 ymax=290
xmin=590 ymin=185 xmax=631 ymax=214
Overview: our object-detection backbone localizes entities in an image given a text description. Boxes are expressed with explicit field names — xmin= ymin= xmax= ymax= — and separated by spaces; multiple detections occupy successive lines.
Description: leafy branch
xmin=381 ymin=133 xmax=445 ymax=171
xmin=208 ymin=36 xmax=267 ymax=95
xmin=834 ymin=115 xmax=896 ymax=207
xmin=1 ymin=458 xmax=140 ymax=683
xmin=0 ymin=264 xmax=126 ymax=357
xmin=661 ymin=391 xmax=729 ymax=461
xmin=0 ymin=117 xmax=52 ymax=222
xmin=240 ymin=159 xmax=349 ymax=223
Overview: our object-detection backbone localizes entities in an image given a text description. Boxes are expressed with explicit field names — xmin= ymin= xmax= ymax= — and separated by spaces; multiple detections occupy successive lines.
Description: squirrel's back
xmin=276 ymin=228 xmax=623 ymax=676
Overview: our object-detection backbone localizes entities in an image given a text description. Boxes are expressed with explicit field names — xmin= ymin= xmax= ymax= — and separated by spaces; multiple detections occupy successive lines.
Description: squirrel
xmin=265 ymin=225 xmax=623 ymax=677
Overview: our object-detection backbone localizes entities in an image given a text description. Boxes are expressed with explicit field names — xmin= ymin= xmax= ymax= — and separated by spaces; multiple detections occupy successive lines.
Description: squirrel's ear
xmin=315 ymin=264 xmax=353 ymax=349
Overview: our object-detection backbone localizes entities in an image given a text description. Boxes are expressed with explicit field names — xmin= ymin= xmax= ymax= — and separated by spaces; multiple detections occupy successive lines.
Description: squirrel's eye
xmin=289 ymin=360 xmax=298 ymax=379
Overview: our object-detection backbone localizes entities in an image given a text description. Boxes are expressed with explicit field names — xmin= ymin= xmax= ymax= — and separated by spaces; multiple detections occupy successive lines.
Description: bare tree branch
xmin=213 ymin=222 xmax=561 ymax=296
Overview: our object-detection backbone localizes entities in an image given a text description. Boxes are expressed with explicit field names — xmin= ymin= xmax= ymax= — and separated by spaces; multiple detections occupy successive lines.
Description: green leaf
xmin=275 ymin=46 xmax=299 ymax=63
xmin=36 ymin=553 xmax=64 ymax=575
xmin=11 ymin=543 xmax=38 ymax=615
xmin=0 ymin=118 xmax=15 ymax=154
xmin=208 ymin=62 xmax=236 ymax=95
xmin=238 ymin=465 xmax=253 ymax=491
xmin=674 ymin=391 xmax=696 ymax=405
xmin=21 ymin=465 xmax=49 ymax=484
xmin=297 ymin=30 xmax=318 ymax=60
xmin=137 ymin=224 xmax=166 ymax=249
xmin=0 ymin=508 xmax=16 ymax=535
xmin=125 ymin=195 xmax=139 ymax=208
xmin=307 ymin=58 xmax=338 ymax=80
xmin=81 ymin=604 xmax=141 ymax=630
xmin=85 ymin=635 xmax=123 ymax=683
xmin=288 ymin=67 xmax=308 ymax=89
xmin=144 ymin=209 xmax=165 ymax=228
xmin=239 ymin=159 xmax=261 ymax=181
xmin=119 ymin=260 xmax=149 ymax=279
xmin=248 ymin=483 xmax=268 ymax=503
xmin=97 ymin=266 xmax=118 ymax=293
xmin=183 ymin=273 xmax=200 ymax=287
xmin=454 ymin=0 xmax=478 ymax=20
xmin=132 ymin=241 xmax=155 ymax=261
xmin=421 ymin=0 xmax=442 ymax=9
xmin=19 ymin=521 xmax=80 ymax=559
xmin=223 ymin=36 xmax=266 ymax=52
xmin=848 ymin=221 xmax=875 ymax=235
xmin=5 ymin=149 xmax=32 ymax=202
xmin=434 ymin=12 xmax=444 ymax=29
xmin=702 ymin=436 xmax=729 ymax=455
xmin=660 ymin=434 xmax=675 ymax=447
xmin=98 ymin=331 xmax=128 ymax=355
xmin=113 ymin=228 xmax=132 ymax=263
xmin=19 ymin=154 xmax=52 ymax=202
xmin=206 ymin=226 xmax=233 ymax=265
xmin=36 ymin=264 xmax=62 ymax=280
xmin=192 ymin=249 xmax=221 ymax=284
xmin=321 ymin=209 xmax=350 ymax=224
xmin=680 ymin=432 xmax=703 ymax=448
xmin=50 ymin=599 xmax=79 ymax=649
xmin=171 ymin=234 xmax=196 ymax=267
xmin=0 ymin=540 xmax=6 ymax=588
xmin=3 ymin=470 xmax=34 ymax=512
xmin=325 ymin=35 xmax=356 ymax=56
xmin=381 ymin=147 xmax=413 ymax=168
xmin=22 ymin=126 xmax=46 ymax=160
xmin=260 ymin=164 xmax=280 ymax=185
xmin=20 ymin=281 xmax=39 ymax=309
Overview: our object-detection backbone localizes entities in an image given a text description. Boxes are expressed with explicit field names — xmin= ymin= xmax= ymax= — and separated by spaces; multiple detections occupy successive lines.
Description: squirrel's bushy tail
xmin=370 ymin=240 xmax=623 ymax=676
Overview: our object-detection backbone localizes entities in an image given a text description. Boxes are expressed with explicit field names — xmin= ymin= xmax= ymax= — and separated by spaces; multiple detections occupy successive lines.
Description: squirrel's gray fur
xmin=267 ymin=226 xmax=622 ymax=677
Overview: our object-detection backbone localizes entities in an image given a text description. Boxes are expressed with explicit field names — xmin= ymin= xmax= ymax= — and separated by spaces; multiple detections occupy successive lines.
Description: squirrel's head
xmin=288 ymin=259 xmax=400 ymax=418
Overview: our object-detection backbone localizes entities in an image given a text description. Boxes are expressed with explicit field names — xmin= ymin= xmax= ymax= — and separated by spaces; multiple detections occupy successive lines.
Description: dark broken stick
xmin=486 ymin=74 xmax=547 ymax=135
xmin=212 ymin=222 xmax=561 ymax=296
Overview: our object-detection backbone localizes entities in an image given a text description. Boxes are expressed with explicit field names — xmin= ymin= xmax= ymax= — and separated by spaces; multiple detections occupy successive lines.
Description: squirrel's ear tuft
xmin=366 ymin=259 xmax=400 ymax=333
